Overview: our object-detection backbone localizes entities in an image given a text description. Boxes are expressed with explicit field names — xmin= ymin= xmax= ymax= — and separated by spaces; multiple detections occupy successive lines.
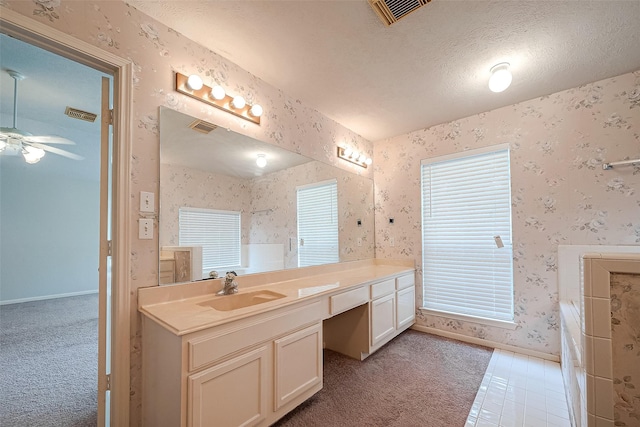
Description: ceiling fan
xmin=0 ymin=69 xmax=83 ymax=164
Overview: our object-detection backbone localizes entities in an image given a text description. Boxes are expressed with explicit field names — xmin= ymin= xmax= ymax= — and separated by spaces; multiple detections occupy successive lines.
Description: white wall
xmin=0 ymin=158 xmax=100 ymax=303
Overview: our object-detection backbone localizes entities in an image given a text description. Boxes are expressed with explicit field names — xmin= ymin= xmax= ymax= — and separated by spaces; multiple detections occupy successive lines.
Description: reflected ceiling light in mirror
xmin=337 ymin=146 xmax=371 ymax=168
xmin=488 ymin=62 xmax=512 ymax=93
xmin=256 ymin=154 xmax=267 ymax=168
xmin=175 ymin=72 xmax=263 ymax=125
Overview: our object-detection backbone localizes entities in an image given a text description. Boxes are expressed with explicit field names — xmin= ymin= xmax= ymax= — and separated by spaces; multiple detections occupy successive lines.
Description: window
xmin=421 ymin=145 xmax=514 ymax=323
xmin=297 ymin=179 xmax=339 ymax=267
xmin=179 ymin=207 xmax=241 ymax=270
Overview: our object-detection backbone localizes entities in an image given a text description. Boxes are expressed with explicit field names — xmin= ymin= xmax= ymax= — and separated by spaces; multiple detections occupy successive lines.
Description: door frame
xmin=0 ymin=7 xmax=133 ymax=425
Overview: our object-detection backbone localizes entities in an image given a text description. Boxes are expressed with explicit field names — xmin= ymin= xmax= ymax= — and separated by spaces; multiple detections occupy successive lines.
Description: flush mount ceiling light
xmin=337 ymin=146 xmax=372 ymax=168
xmin=175 ymin=72 xmax=263 ymax=125
xmin=256 ymin=154 xmax=267 ymax=168
xmin=488 ymin=63 xmax=512 ymax=93
xmin=0 ymin=69 xmax=83 ymax=164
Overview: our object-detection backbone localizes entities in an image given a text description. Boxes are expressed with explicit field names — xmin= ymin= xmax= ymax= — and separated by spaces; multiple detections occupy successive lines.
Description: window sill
xmin=419 ymin=307 xmax=517 ymax=330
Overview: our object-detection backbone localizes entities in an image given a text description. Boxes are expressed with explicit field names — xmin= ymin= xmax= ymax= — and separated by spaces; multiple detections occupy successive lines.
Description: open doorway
xmin=0 ymin=33 xmax=111 ymax=425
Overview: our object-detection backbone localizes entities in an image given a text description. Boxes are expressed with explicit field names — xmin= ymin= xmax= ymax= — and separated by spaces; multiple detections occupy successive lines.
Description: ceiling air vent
xmin=65 ymin=106 xmax=98 ymax=122
xmin=368 ymin=0 xmax=430 ymax=26
xmin=188 ymin=119 xmax=218 ymax=134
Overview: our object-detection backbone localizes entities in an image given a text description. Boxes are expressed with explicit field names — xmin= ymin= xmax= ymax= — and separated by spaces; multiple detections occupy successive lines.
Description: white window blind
xmin=421 ymin=145 xmax=514 ymax=322
xmin=179 ymin=207 xmax=241 ymax=270
xmin=297 ymin=179 xmax=339 ymax=267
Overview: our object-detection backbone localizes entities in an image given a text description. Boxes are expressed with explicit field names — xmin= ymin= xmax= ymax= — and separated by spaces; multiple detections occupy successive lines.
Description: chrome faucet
xmin=216 ymin=271 xmax=239 ymax=295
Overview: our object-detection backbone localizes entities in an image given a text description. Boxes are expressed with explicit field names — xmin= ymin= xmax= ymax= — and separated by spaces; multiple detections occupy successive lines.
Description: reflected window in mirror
xmin=297 ymin=179 xmax=339 ymax=267
xmin=179 ymin=207 xmax=241 ymax=275
xmin=159 ymin=106 xmax=375 ymax=284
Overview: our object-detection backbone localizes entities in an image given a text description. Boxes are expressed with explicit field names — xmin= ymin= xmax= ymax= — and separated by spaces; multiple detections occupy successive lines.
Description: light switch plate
xmin=139 ymin=218 xmax=153 ymax=239
xmin=140 ymin=191 xmax=155 ymax=213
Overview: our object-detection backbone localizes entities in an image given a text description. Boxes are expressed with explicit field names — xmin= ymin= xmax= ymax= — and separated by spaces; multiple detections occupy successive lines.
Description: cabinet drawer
xmin=370 ymin=279 xmax=395 ymax=299
xmin=396 ymin=273 xmax=414 ymax=290
xmin=189 ymin=301 xmax=322 ymax=372
xmin=330 ymin=286 xmax=368 ymax=315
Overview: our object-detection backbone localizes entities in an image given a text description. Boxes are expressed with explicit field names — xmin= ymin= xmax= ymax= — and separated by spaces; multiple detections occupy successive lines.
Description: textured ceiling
xmin=129 ymin=0 xmax=640 ymax=141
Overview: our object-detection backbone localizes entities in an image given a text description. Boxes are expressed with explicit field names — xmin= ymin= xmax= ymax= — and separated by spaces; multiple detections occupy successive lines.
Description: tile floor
xmin=465 ymin=349 xmax=572 ymax=427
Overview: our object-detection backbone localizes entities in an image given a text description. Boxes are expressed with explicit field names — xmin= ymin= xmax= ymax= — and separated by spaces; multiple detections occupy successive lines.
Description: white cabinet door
xmin=188 ymin=345 xmax=269 ymax=427
xmin=273 ymin=323 xmax=323 ymax=410
xmin=396 ymin=286 xmax=416 ymax=330
xmin=371 ymin=293 xmax=396 ymax=347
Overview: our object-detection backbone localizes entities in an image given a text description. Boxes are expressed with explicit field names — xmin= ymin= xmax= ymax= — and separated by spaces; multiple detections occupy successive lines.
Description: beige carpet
xmin=273 ymin=329 xmax=492 ymax=427
xmin=0 ymin=294 xmax=98 ymax=427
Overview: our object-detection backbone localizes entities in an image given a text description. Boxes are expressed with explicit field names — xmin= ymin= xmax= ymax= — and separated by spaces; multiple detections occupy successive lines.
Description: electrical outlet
xmin=390 ymin=237 xmax=395 ymax=247
xmin=139 ymin=218 xmax=153 ymax=239
xmin=140 ymin=191 xmax=155 ymax=213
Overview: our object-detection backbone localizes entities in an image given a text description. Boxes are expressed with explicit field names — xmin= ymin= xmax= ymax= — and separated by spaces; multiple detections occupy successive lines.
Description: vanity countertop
xmin=138 ymin=263 xmax=414 ymax=336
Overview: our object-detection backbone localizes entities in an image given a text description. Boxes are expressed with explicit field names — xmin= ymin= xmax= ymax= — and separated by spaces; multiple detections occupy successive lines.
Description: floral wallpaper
xmin=248 ymin=159 xmax=375 ymax=268
xmin=160 ymin=163 xmax=253 ymax=247
xmin=375 ymin=71 xmax=640 ymax=356
xmin=161 ymin=160 xmax=375 ymax=271
xmin=611 ymin=272 xmax=640 ymax=426
xmin=6 ymin=0 xmax=640 ymax=423
xmin=3 ymin=0 xmax=373 ymax=423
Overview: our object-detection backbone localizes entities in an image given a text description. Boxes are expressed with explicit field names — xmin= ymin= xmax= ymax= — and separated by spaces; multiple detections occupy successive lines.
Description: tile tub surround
xmin=557 ymin=245 xmax=640 ymax=426
xmin=575 ymin=253 xmax=640 ymax=426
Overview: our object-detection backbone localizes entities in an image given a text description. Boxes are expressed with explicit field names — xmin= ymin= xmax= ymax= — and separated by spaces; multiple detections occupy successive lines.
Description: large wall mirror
xmin=159 ymin=107 xmax=375 ymax=284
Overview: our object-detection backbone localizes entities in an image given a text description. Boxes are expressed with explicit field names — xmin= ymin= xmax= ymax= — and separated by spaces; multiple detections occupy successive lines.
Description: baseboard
xmin=411 ymin=324 xmax=560 ymax=362
xmin=0 ymin=289 xmax=99 ymax=306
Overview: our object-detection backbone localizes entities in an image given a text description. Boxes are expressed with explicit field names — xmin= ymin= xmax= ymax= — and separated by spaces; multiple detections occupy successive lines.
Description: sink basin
xmin=197 ymin=290 xmax=286 ymax=311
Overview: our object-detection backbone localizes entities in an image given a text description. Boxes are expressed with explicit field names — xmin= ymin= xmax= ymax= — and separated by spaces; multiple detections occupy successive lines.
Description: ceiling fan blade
xmin=28 ymin=142 xmax=84 ymax=161
xmin=24 ymin=135 xmax=76 ymax=145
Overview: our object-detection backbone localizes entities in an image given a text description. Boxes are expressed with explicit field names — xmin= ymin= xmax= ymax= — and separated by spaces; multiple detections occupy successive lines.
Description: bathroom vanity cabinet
xmin=139 ymin=261 xmax=415 ymax=427
xmin=141 ymin=299 xmax=323 ymax=427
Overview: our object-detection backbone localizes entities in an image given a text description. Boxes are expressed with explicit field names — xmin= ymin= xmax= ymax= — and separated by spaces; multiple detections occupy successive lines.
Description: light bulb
xmin=343 ymin=147 xmax=353 ymax=157
xmin=358 ymin=153 xmax=367 ymax=162
xmin=351 ymin=151 xmax=360 ymax=160
xmin=256 ymin=154 xmax=267 ymax=168
xmin=249 ymin=104 xmax=263 ymax=117
xmin=210 ymin=85 xmax=226 ymax=100
xmin=231 ymin=96 xmax=246 ymax=109
xmin=23 ymin=146 xmax=45 ymax=164
xmin=488 ymin=63 xmax=512 ymax=93
xmin=186 ymin=74 xmax=203 ymax=91
xmin=365 ymin=157 xmax=373 ymax=166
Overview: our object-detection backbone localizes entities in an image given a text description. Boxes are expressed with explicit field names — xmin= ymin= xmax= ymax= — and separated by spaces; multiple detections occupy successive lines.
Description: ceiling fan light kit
xmin=0 ymin=69 xmax=83 ymax=164
xmin=175 ymin=72 xmax=263 ymax=125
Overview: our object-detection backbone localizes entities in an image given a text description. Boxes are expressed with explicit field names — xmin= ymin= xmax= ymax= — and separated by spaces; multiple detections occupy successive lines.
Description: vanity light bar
xmin=175 ymin=72 xmax=262 ymax=125
xmin=337 ymin=146 xmax=372 ymax=168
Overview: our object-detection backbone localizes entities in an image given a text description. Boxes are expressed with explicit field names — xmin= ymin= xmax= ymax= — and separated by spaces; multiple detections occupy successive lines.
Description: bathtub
xmin=558 ymin=245 xmax=640 ymax=426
